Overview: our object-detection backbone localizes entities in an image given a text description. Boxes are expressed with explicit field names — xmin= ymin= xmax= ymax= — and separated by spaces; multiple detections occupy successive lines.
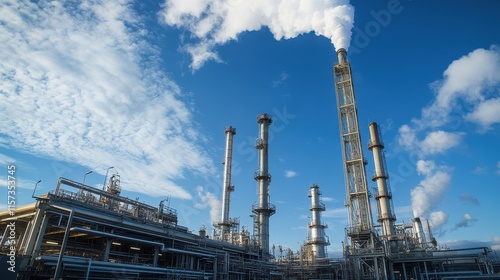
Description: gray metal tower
xmin=307 ymin=184 xmax=330 ymax=259
xmin=253 ymin=113 xmax=275 ymax=256
xmin=333 ymin=48 xmax=374 ymax=246
xmin=368 ymin=122 xmax=396 ymax=240
xmin=219 ymin=126 xmax=236 ymax=242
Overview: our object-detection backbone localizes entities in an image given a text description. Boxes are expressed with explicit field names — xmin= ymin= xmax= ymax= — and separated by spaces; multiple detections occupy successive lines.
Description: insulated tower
xmin=253 ymin=113 xmax=275 ymax=256
xmin=333 ymin=49 xmax=374 ymax=246
xmin=218 ymin=126 xmax=236 ymax=241
xmin=307 ymin=184 xmax=330 ymax=259
xmin=368 ymin=122 xmax=396 ymax=240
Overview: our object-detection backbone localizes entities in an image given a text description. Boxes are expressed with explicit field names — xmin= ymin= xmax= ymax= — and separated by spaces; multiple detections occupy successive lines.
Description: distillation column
xmin=219 ymin=126 xmax=236 ymax=241
xmin=307 ymin=184 xmax=330 ymax=259
xmin=333 ymin=48 xmax=374 ymax=245
xmin=413 ymin=217 xmax=426 ymax=247
xmin=368 ymin=122 xmax=396 ymax=240
xmin=253 ymin=113 xmax=276 ymax=256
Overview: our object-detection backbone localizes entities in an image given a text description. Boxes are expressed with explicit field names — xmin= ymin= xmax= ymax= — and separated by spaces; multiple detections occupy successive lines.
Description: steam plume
xmin=161 ymin=0 xmax=354 ymax=70
xmin=195 ymin=186 xmax=222 ymax=223
xmin=411 ymin=160 xmax=451 ymax=218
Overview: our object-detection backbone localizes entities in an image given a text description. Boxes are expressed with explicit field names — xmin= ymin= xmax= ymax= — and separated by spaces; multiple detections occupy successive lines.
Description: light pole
xmin=103 ymin=166 xmax=114 ymax=191
xmin=32 ymin=180 xmax=41 ymax=198
xmin=82 ymin=171 xmax=92 ymax=187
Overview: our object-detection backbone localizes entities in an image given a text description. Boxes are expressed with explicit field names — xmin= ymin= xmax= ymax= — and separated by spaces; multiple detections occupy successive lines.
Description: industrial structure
xmin=213 ymin=126 xmax=239 ymax=244
xmin=1 ymin=48 xmax=499 ymax=280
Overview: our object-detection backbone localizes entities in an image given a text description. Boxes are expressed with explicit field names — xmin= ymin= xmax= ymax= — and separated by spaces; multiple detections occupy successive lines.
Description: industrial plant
xmin=1 ymin=49 xmax=499 ymax=279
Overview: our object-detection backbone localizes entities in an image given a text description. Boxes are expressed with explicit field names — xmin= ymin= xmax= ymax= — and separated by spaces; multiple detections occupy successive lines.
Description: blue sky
xmin=1 ymin=0 xmax=499 ymax=257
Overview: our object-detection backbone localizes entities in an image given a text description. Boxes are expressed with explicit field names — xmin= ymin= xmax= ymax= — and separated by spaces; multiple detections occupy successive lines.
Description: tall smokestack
xmin=368 ymin=122 xmax=396 ymax=240
xmin=307 ymin=184 xmax=329 ymax=259
xmin=337 ymin=48 xmax=348 ymax=65
xmin=413 ymin=217 xmax=426 ymax=247
xmin=333 ymin=48 xmax=374 ymax=249
xmin=219 ymin=126 xmax=236 ymax=241
xmin=252 ymin=113 xmax=275 ymax=256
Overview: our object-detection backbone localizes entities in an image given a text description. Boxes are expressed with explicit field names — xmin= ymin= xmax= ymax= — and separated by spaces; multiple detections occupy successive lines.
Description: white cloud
xmin=466 ymin=97 xmax=500 ymax=131
xmin=284 ymin=170 xmax=297 ymax=178
xmin=0 ymin=0 xmax=214 ymax=200
xmin=160 ymin=0 xmax=354 ymax=70
xmin=421 ymin=46 xmax=500 ymax=128
xmin=397 ymin=127 xmax=462 ymax=157
xmin=411 ymin=160 xmax=451 ymax=218
xmin=497 ymin=161 xmax=500 ymax=175
xmin=419 ymin=131 xmax=463 ymax=156
xmin=397 ymin=46 xmax=500 ymax=156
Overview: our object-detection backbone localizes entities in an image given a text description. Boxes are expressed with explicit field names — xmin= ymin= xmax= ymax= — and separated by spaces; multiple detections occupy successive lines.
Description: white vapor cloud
xmin=411 ymin=160 xmax=451 ymax=218
xmin=497 ymin=161 xmax=500 ymax=175
xmin=0 ymin=0 xmax=214 ymax=199
xmin=160 ymin=0 xmax=355 ymax=70
xmin=195 ymin=186 xmax=221 ymax=223
xmin=429 ymin=211 xmax=448 ymax=229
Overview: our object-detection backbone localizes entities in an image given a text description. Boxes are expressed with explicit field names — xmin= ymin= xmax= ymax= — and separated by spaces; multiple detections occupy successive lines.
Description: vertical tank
xmin=333 ymin=48 xmax=374 ymax=246
xmin=307 ymin=184 xmax=330 ymax=259
xmin=252 ymin=113 xmax=276 ymax=256
xmin=368 ymin=122 xmax=396 ymax=240
xmin=413 ymin=217 xmax=426 ymax=246
xmin=219 ymin=126 xmax=236 ymax=241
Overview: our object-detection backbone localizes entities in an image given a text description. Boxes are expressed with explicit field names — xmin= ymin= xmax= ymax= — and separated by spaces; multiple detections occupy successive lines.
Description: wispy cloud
xmin=0 ymin=153 xmax=15 ymax=165
xmin=459 ymin=193 xmax=479 ymax=206
xmin=273 ymin=72 xmax=288 ymax=88
xmin=322 ymin=197 xmax=335 ymax=202
xmin=0 ymin=0 xmax=214 ymax=200
xmin=323 ymin=207 xmax=347 ymax=218
xmin=452 ymin=214 xmax=478 ymax=231
xmin=284 ymin=170 xmax=297 ymax=178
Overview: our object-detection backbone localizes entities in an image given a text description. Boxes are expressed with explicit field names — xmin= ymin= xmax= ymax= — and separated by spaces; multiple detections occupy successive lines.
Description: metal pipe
xmin=220 ymin=126 xmax=236 ymax=240
xmin=54 ymin=208 xmax=74 ymax=280
xmin=102 ymin=166 xmax=114 ymax=191
xmin=70 ymin=227 xmax=215 ymax=258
